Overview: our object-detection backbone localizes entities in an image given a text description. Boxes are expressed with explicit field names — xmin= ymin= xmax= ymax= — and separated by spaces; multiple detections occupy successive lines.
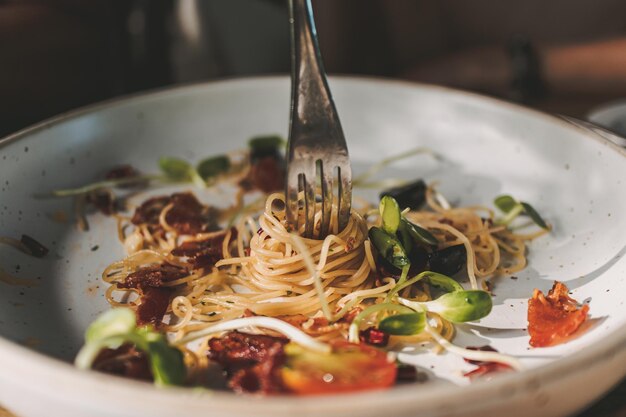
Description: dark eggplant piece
xmin=379 ymin=180 xmax=427 ymax=211
xmin=428 ymin=244 xmax=466 ymax=276
xmin=400 ymin=218 xmax=438 ymax=249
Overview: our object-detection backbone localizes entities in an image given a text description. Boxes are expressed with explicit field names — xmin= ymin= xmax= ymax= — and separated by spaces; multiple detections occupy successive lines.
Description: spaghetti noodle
xmin=101 ymin=181 xmax=546 ymax=358
xmin=70 ymin=141 xmax=552 ymax=391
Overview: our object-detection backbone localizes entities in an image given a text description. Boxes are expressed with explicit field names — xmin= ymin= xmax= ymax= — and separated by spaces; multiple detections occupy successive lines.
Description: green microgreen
xmin=494 ymin=194 xmax=549 ymax=229
xmin=196 ymin=155 xmax=231 ymax=182
xmin=380 ymin=195 xmax=401 ymax=235
xmin=75 ymin=308 xmax=186 ymax=386
xmin=400 ymin=290 xmax=492 ymax=323
xmin=368 ymin=226 xmax=409 ymax=268
xmin=158 ymin=157 xmax=194 ymax=181
xmin=248 ymin=135 xmax=286 ymax=152
xmin=379 ymin=313 xmax=426 ymax=336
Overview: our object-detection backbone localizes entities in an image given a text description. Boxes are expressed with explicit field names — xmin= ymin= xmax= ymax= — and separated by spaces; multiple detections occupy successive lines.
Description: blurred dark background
xmin=2 ymin=0 xmax=626 ymax=137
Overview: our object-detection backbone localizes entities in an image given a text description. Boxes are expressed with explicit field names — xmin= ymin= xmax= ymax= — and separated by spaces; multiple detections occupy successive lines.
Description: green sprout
xmin=380 ymin=196 xmax=401 ymax=235
xmin=248 ymin=135 xmax=286 ymax=152
xmin=368 ymin=226 xmax=409 ymax=268
xmin=379 ymin=313 xmax=426 ymax=336
xmin=400 ymin=290 xmax=493 ymax=323
xmin=494 ymin=195 xmax=549 ymax=230
xmin=196 ymin=155 xmax=231 ymax=182
xmin=75 ymin=308 xmax=186 ymax=386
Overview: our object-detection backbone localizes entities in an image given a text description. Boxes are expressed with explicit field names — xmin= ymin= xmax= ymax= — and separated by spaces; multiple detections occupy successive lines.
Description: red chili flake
xmin=528 ymin=281 xmax=589 ymax=347
xmin=242 ymin=309 xmax=257 ymax=318
xmin=338 ymin=307 xmax=363 ymax=324
xmin=359 ymin=327 xmax=389 ymax=347
xmin=344 ymin=237 xmax=356 ymax=252
xmin=463 ymin=345 xmax=512 ymax=380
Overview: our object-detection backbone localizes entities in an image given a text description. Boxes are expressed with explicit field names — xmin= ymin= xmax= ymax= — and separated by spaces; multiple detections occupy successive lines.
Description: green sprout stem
xmin=496 ymin=203 xmax=525 ymax=226
xmin=47 ymin=174 xmax=163 ymax=197
xmin=385 ymin=270 xmax=435 ymax=303
xmin=396 ymin=264 xmax=411 ymax=287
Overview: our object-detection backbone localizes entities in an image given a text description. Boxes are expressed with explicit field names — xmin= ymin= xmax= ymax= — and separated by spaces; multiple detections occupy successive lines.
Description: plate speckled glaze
xmin=0 ymin=77 xmax=625 ymax=417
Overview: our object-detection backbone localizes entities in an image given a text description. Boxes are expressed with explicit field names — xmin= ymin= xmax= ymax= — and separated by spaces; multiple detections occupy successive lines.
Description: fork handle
xmin=288 ymin=0 xmax=344 ymax=147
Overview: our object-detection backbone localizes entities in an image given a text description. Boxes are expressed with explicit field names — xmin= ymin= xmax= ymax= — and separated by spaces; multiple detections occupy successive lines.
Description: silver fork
xmin=286 ymin=0 xmax=352 ymax=239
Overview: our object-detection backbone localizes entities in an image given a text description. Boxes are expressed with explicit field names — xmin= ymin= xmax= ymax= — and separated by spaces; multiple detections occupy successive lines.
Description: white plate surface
xmin=0 ymin=77 xmax=625 ymax=417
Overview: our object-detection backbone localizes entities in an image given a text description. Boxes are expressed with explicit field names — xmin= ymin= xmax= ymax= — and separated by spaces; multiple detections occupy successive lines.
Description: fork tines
xmin=285 ymin=154 xmax=351 ymax=239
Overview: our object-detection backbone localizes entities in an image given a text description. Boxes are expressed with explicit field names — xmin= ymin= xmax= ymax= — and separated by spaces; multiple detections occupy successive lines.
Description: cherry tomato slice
xmin=282 ymin=342 xmax=397 ymax=395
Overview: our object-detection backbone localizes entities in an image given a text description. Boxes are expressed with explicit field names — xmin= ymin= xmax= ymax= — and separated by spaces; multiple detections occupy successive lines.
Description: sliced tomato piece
xmin=528 ymin=281 xmax=589 ymax=347
xmin=282 ymin=341 xmax=396 ymax=395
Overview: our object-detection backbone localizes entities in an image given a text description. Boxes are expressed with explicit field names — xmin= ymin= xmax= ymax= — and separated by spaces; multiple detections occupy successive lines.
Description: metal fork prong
xmin=318 ymin=163 xmax=333 ymax=238
xmin=303 ymin=170 xmax=317 ymax=238
xmin=286 ymin=169 xmax=301 ymax=232
xmin=337 ymin=165 xmax=352 ymax=232
xmin=297 ymin=172 xmax=307 ymax=233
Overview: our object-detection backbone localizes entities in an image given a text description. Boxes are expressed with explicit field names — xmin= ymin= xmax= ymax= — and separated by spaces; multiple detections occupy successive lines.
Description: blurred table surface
xmin=1 ymin=377 xmax=625 ymax=417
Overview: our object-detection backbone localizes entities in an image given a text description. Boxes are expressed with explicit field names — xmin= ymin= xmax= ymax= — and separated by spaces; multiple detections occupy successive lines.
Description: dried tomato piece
xmin=136 ymin=286 xmax=174 ymax=327
xmin=131 ymin=192 xmax=216 ymax=235
xmin=117 ymin=264 xmax=188 ymax=326
xmin=528 ymin=281 xmax=589 ymax=347
xmin=242 ymin=156 xmax=285 ymax=193
xmin=118 ymin=264 xmax=188 ymax=290
xmin=131 ymin=195 xmax=171 ymax=227
xmin=171 ymin=228 xmax=237 ymax=269
xmin=208 ymin=331 xmax=289 ymax=394
xmin=92 ymin=343 xmax=153 ymax=381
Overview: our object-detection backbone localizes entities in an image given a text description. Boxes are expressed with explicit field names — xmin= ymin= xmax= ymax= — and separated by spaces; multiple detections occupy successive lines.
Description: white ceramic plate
xmin=588 ymin=100 xmax=626 ymax=145
xmin=1 ymin=77 xmax=625 ymax=417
